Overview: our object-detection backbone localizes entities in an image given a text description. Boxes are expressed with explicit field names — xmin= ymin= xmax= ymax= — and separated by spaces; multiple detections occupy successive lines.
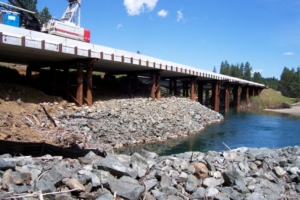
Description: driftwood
xmin=0 ymin=140 xmax=107 ymax=158
xmin=40 ymin=104 xmax=57 ymax=127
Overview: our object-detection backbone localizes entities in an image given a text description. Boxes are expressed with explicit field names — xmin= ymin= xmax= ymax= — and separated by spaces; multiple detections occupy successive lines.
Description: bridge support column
xmin=169 ymin=78 xmax=173 ymax=95
xmin=26 ymin=65 xmax=32 ymax=85
xmin=151 ymin=73 xmax=156 ymax=99
xmin=76 ymin=64 xmax=84 ymax=106
xmin=155 ymin=73 xmax=161 ymax=100
xmin=64 ymin=67 xmax=70 ymax=101
xmin=197 ymin=81 xmax=204 ymax=104
xmin=190 ymin=77 xmax=196 ymax=101
xmin=127 ymin=74 xmax=132 ymax=96
xmin=225 ymin=82 xmax=230 ymax=112
xmin=133 ymin=74 xmax=138 ymax=94
xmin=212 ymin=81 xmax=220 ymax=112
xmin=50 ymin=67 xmax=56 ymax=96
xmin=86 ymin=65 xmax=93 ymax=106
xmin=205 ymin=89 xmax=210 ymax=106
xmin=234 ymin=85 xmax=242 ymax=112
xmin=185 ymin=82 xmax=189 ymax=97
xmin=245 ymin=86 xmax=250 ymax=105
xmin=173 ymin=79 xmax=178 ymax=96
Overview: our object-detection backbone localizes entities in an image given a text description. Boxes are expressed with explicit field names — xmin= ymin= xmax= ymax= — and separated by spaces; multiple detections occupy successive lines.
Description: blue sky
xmin=7 ymin=0 xmax=300 ymax=79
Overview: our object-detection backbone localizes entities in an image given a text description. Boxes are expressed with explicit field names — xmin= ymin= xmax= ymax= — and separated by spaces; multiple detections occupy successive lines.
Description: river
xmin=117 ymin=109 xmax=300 ymax=156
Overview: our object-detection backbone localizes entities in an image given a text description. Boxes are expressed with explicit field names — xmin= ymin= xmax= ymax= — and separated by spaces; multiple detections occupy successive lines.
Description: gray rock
xmin=92 ymin=169 xmax=113 ymax=187
xmin=162 ymin=186 xmax=177 ymax=195
xmin=205 ymin=187 xmax=219 ymax=197
xmin=0 ymin=158 xmax=15 ymax=171
xmin=185 ymin=174 xmax=198 ymax=193
xmin=203 ymin=177 xmax=224 ymax=188
xmin=273 ymin=166 xmax=286 ymax=177
xmin=78 ymin=170 xmax=101 ymax=187
xmin=190 ymin=187 xmax=206 ymax=199
xmin=214 ymin=194 xmax=230 ymax=200
xmin=167 ymin=195 xmax=183 ymax=200
xmin=108 ymin=176 xmax=144 ymax=200
xmin=160 ymin=175 xmax=172 ymax=189
xmin=95 ymin=193 xmax=114 ymax=200
xmin=152 ymin=189 xmax=167 ymax=200
xmin=96 ymin=155 xmax=138 ymax=178
xmin=223 ymin=170 xmax=247 ymax=191
xmin=34 ymin=176 xmax=56 ymax=193
xmin=47 ymin=163 xmax=72 ymax=184
xmin=145 ymin=179 xmax=157 ymax=191
xmin=55 ymin=194 xmax=77 ymax=200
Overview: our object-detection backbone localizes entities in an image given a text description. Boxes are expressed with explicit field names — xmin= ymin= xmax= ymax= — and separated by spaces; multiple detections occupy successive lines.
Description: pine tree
xmin=243 ymin=62 xmax=252 ymax=80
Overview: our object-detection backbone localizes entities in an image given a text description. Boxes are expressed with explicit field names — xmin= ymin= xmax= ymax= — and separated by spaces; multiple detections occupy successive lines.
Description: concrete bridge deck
xmin=0 ymin=24 xmax=265 ymax=111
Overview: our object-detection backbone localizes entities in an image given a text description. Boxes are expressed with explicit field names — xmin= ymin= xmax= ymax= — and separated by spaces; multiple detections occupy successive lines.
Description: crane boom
xmin=61 ymin=0 xmax=81 ymax=26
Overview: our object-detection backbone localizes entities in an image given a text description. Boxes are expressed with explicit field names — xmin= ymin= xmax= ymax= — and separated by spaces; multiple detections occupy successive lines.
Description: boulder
xmin=96 ymin=156 xmax=138 ymax=178
xmin=108 ymin=176 xmax=144 ymax=200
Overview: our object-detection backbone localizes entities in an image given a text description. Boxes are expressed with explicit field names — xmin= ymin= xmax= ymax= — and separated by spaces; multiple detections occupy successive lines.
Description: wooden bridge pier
xmin=224 ymin=82 xmax=230 ymax=112
xmin=197 ymin=81 xmax=204 ymax=104
xmin=190 ymin=77 xmax=197 ymax=101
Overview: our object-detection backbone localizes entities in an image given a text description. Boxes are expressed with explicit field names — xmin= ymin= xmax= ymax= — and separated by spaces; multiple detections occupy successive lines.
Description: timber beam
xmin=190 ymin=77 xmax=197 ymax=101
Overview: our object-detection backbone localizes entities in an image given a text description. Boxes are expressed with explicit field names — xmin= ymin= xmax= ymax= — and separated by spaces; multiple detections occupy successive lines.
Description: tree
xmin=9 ymin=0 xmax=52 ymax=25
xmin=38 ymin=7 xmax=52 ymax=25
xmin=279 ymin=67 xmax=294 ymax=96
xmin=243 ymin=62 xmax=252 ymax=81
xmin=213 ymin=66 xmax=217 ymax=73
xmin=220 ymin=60 xmax=230 ymax=75
xmin=253 ymin=72 xmax=263 ymax=83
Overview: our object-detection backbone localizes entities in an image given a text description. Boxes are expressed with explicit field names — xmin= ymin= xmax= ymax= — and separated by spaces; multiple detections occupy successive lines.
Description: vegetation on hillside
xmin=250 ymin=88 xmax=297 ymax=109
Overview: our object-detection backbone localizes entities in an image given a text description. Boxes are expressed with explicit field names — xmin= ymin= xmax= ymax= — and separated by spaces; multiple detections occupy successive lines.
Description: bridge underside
xmin=0 ymin=26 xmax=264 ymax=112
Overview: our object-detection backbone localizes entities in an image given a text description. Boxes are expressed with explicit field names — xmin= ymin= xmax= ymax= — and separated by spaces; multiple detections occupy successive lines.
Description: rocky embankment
xmin=1 ymin=146 xmax=300 ymax=199
xmin=44 ymin=97 xmax=223 ymax=150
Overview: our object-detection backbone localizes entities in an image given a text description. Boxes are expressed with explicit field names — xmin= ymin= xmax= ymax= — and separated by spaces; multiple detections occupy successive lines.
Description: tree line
xmin=216 ymin=60 xmax=279 ymax=92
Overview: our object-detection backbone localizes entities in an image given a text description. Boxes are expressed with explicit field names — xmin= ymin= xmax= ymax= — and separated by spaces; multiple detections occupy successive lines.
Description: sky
xmin=6 ymin=0 xmax=300 ymax=79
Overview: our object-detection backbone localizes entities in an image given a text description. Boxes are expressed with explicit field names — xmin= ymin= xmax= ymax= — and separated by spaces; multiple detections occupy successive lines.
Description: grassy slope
xmin=250 ymin=88 xmax=296 ymax=109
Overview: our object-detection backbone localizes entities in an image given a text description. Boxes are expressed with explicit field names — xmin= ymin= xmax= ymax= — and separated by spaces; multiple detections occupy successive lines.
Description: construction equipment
xmin=0 ymin=0 xmax=41 ymax=31
xmin=41 ymin=0 xmax=90 ymax=43
xmin=7 ymin=0 xmax=42 ymax=31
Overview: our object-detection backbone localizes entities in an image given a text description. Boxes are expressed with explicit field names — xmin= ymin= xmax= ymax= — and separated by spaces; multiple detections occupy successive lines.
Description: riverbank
xmin=1 ymin=146 xmax=299 ymax=199
xmin=265 ymin=106 xmax=300 ymax=116
xmin=0 ymin=82 xmax=223 ymax=151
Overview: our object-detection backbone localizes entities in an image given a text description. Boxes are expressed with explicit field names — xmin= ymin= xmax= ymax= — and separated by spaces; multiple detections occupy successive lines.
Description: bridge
xmin=0 ymin=24 xmax=264 ymax=112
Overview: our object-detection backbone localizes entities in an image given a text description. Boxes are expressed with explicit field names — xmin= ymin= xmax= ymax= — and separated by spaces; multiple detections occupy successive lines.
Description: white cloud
xmin=124 ymin=0 xmax=158 ymax=16
xmin=158 ymin=9 xmax=168 ymax=17
xmin=177 ymin=10 xmax=183 ymax=22
xmin=117 ymin=23 xmax=123 ymax=29
xmin=283 ymin=52 xmax=294 ymax=56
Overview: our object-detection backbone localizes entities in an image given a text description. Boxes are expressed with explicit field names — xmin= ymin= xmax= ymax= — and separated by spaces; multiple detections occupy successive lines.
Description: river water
xmin=117 ymin=109 xmax=300 ymax=156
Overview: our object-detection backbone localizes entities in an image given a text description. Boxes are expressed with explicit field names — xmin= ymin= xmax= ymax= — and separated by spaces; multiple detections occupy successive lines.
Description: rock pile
xmin=1 ymin=146 xmax=300 ymax=199
xmin=49 ymin=97 xmax=223 ymax=149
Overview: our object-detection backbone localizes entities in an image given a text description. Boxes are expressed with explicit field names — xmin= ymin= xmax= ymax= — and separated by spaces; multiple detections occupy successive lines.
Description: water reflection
xmin=116 ymin=109 xmax=300 ymax=156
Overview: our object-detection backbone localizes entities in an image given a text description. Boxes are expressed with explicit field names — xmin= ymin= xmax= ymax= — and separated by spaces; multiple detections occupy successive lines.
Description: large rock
xmin=223 ymin=170 xmax=248 ymax=193
xmin=185 ymin=174 xmax=198 ymax=193
xmin=193 ymin=162 xmax=209 ymax=179
xmin=203 ymin=177 xmax=224 ymax=188
xmin=108 ymin=176 xmax=144 ymax=200
xmin=96 ymin=156 xmax=138 ymax=178
xmin=0 ymin=158 xmax=15 ymax=171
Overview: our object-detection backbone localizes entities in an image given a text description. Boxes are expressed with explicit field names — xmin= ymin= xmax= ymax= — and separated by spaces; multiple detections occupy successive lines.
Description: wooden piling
xmin=50 ymin=67 xmax=56 ymax=96
xmin=225 ymin=82 xmax=230 ymax=112
xmin=173 ymin=79 xmax=178 ymax=96
xmin=212 ymin=82 xmax=220 ymax=112
xmin=86 ymin=65 xmax=93 ymax=106
xmin=151 ymin=73 xmax=156 ymax=99
xmin=197 ymin=81 xmax=204 ymax=104
xmin=76 ymin=64 xmax=84 ymax=106
xmin=190 ymin=77 xmax=196 ymax=101
xmin=64 ymin=67 xmax=70 ymax=101
xmin=155 ymin=73 xmax=161 ymax=100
